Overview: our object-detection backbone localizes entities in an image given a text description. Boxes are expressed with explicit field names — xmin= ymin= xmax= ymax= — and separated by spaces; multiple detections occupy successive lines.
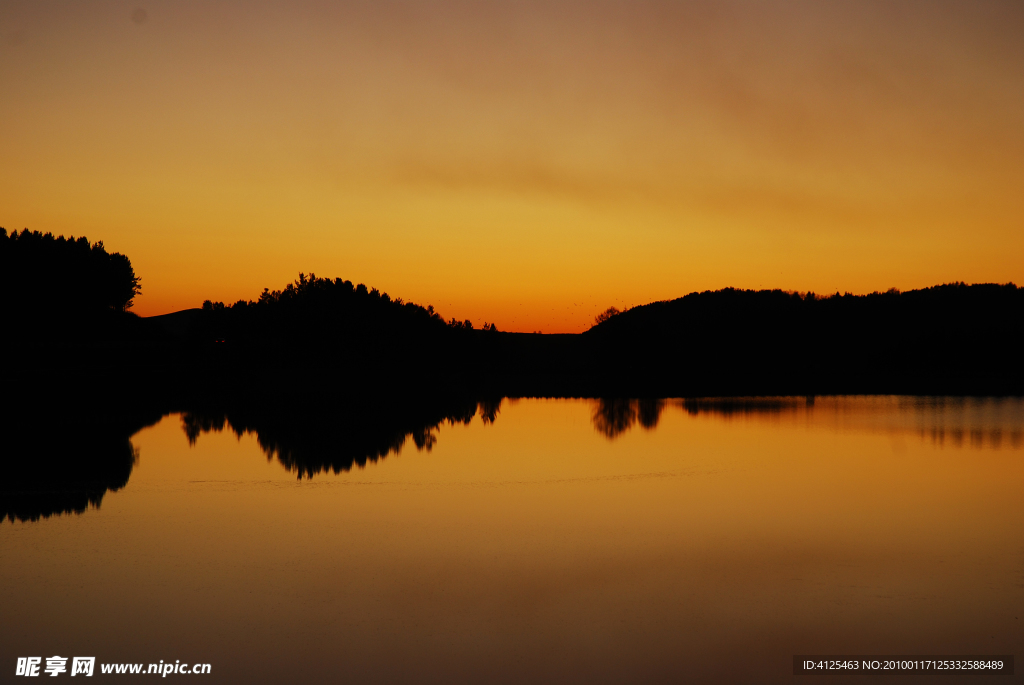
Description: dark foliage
xmin=156 ymin=280 xmax=1024 ymax=397
xmin=594 ymin=306 xmax=620 ymax=325
xmin=195 ymin=273 xmax=494 ymax=346
xmin=166 ymin=273 xmax=510 ymax=397
xmin=1 ymin=227 xmax=140 ymax=312
xmin=1 ymin=227 xmax=141 ymax=340
xmin=583 ymin=284 xmax=1024 ymax=395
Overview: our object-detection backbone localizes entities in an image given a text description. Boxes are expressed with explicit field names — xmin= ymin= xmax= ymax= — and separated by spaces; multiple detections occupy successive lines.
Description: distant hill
xmin=3 ymin=225 xmax=1021 ymax=395
xmin=191 ymin=272 xmax=491 ymax=346
xmin=145 ymin=308 xmax=205 ymax=340
xmin=581 ymin=284 xmax=1024 ymax=395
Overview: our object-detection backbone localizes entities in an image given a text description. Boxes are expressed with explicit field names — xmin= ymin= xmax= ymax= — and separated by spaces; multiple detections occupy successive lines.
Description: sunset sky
xmin=2 ymin=1 xmax=1022 ymax=331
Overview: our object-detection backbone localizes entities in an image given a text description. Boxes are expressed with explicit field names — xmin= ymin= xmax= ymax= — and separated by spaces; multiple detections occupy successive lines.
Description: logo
xmin=16 ymin=657 xmax=95 ymax=677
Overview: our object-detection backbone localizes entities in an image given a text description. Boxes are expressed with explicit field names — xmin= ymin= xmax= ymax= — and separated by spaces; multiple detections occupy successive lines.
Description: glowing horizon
xmin=2 ymin=1 xmax=1022 ymax=332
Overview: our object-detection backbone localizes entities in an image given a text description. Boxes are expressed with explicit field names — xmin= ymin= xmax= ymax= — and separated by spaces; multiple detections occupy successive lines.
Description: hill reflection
xmin=590 ymin=396 xmax=1024 ymax=448
xmin=2 ymin=395 xmax=503 ymax=522
xmin=181 ymin=397 xmax=504 ymax=478
xmin=6 ymin=395 xmax=1021 ymax=524
xmin=1 ymin=408 xmax=164 ymax=523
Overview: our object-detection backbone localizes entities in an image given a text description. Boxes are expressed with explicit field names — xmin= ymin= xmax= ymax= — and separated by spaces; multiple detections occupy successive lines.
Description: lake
xmin=2 ymin=396 xmax=1022 ymax=682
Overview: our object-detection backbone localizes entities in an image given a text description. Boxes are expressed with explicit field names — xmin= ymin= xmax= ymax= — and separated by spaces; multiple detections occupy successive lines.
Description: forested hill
xmin=582 ymin=284 xmax=1024 ymax=395
xmin=587 ymin=283 xmax=1023 ymax=337
xmin=3 ymin=224 xmax=1022 ymax=395
xmin=194 ymin=272 xmax=496 ymax=346
xmin=140 ymin=273 xmax=509 ymax=399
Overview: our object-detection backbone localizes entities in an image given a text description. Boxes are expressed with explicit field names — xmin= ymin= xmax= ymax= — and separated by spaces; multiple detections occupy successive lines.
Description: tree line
xmin=3 ymin=225 xmax=1021 ymax=395
xmin=1 ymin=228 xmax=141 ymax=339
xmin=583 ymin=283 xmax=1024 ymax=395
xmin=1 ymin=227 xmax=141 ymax=313
xmin=196 ymin=272 xmax=497 ymax=345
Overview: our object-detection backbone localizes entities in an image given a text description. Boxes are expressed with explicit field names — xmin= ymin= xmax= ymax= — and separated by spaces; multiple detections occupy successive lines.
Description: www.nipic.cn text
xmin=15 ymin=657 xmax=212 ymax=677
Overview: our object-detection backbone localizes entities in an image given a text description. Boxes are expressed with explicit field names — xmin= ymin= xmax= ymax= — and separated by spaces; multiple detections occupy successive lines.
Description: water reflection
xmin=6 ymin=396 xmax=1022 ymax=524
xmin=181 ymin=397 xmax=504 ymax=478
xmin=589 ymin=395 xmax=1024 ymax=447
xmin=1 ymin=409 xmax=163 ymax=523
xmin=7 ymin=397 xmax=1022 ymax=683
xmin=2 ymin=396 xmax=504 ymax=522
xmin=591 ymin=398 xmax=665 ymax=438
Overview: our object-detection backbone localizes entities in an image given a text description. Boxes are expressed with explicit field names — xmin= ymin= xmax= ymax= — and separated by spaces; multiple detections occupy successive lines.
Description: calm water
xmin=2 ymin=397 xmax=1022 ymax=683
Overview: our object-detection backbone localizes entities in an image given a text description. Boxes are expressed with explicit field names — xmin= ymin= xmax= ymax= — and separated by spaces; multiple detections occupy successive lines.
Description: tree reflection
xmin=636 ymin=399 xmax=665 ymax=429
xmin=181 ymin=397 xmax=503 ymax=478
xmin=679 ymin=397 xmax=803 ymax=416
xmin=592 ymin=399 xmax=665 ymax=439
xmin=590 ymin=396 xmax=1024 ymax=449
xmin=1 ymin=408 xmax=163 ymax=523
xmin=9 ymin=394 xmax=1021 ymax=524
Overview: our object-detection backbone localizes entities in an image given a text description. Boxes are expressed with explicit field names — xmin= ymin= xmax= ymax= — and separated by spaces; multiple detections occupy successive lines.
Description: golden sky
xmin=1 ymin=1 xmax=1022 ymax=331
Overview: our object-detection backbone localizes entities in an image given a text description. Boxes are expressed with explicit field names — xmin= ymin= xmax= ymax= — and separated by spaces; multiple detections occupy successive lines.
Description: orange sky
xmin=1 ymin=1 xmax=1022 ymax=331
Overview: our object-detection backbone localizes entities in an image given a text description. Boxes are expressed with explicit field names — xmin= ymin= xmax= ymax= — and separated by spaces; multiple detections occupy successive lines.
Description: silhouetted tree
xmin=0 ymin=227 xmax=141 ymax=314
xmin=594 ymin=306 xmax=620 ymax=325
